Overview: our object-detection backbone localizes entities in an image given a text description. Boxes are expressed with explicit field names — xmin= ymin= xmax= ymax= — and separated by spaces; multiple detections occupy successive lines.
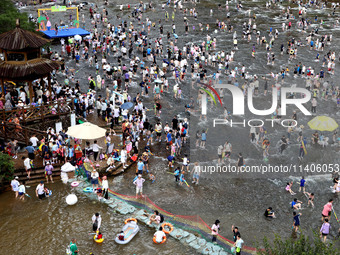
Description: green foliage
xmin=256 ymin=232 xmax=339 ymax=255
xmin=0 ymin=152 xmax=15 ymax=185
xmin=0 ymin=0 xmax=35 ymax=34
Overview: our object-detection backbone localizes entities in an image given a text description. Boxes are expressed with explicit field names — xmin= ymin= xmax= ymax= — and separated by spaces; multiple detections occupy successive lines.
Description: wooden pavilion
xmin=0 ymin=20 xmax=59 ymax=103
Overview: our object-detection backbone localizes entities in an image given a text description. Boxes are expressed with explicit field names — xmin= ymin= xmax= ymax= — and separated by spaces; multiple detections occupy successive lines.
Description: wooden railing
xmin=0 ymin=121 xmax=47 ymax=144
xmin=1 ymin=99 xmax=73 ymax=125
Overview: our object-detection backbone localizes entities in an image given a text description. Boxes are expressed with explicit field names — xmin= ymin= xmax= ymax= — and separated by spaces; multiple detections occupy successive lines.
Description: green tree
xmin=256 ymin=233 xmax=339 ymax=255
xmin=0 ymin=0 xmax=35 ymax=34
xmin=0 ymin=152 xmax=15 ymax=190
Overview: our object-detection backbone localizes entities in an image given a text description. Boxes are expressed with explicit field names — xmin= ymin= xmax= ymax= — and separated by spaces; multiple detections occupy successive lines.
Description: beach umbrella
xmin=308 ymin=116 xmax=338 ymax=132
xmin=120 ymin=102 xmax=133 ymax=110
xmin=74 ymin=34 xmax=82 ymax=41
xmin=66 ymin=122 xmax=107 ymax=140
xmin=154 ymin=78 xmax=163 ymax=83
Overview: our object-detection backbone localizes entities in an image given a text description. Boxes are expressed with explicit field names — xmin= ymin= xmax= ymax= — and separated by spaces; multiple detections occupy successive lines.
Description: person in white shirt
xmin=23 ymin=156 xmax=32 ymax=179
xmin=18 ymin=181 xmax=26 ymax=201
xmin=120 ymin=147 xmax=127 ymax=168
xmin=102 ymin=175 xmax=109 ymax=199
xmin=92 ymin=140 xmax=102 ymax=162
xmin=92 ymin=212 xmax=102 ymax=231
xmin=154 ymin=227 xmax=166 ymax=243
xmin=11 ymin=176 xmax=20 ymax=198
xmin=91 ymin=169 xmax=99 ymax=190
xmin=30 ymin=135 xmax=39 ymax=148
xmin=35 ymin=181 xmax=45 ymax=199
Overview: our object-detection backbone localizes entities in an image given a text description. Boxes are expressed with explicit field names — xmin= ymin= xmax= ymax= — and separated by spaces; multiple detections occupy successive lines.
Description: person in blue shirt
xmin=174 ymin=167 xmax=180 ymax=182
xmin=293 ymin=212 xmax=301 ymax=233
xmin=25 ymin=143 xmax=35 ymax=160
xmin=179 ymin=171 xmax=186 ymax=186
xmin=136 ymin=158 xmax=145 ymax=175
xmin=200 ymin=129 xmax=207 ymax=148
xmin=167 ymin=155 xmax=175 ymax=168
xmin=291 ymin=198 xmax=302 ymax=210
xmin=166 ymin=130 xmax=172 ymax=150
xmin=298 ymin=177 xmax=306 ymax=192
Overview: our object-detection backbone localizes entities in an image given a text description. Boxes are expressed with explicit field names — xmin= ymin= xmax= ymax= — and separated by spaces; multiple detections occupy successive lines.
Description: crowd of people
xmin=6 ymin=0 xmax=340 ymax=253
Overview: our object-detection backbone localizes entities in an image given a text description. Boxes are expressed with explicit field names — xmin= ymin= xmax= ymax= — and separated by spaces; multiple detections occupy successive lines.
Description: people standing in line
xmin=211 ymin=220 xmax=220 ymax=243
xmin=11 ymin=176 xmax=19 ymax=198
xmin=92 ymin=212 xmax=102 ymax=232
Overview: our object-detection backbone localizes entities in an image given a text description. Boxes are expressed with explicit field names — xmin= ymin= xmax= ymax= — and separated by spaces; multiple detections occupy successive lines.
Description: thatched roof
xmin=0 ymin=58 xmax=59 ymax=80
xmin=0 ymin=27 xmax=50 ymax=51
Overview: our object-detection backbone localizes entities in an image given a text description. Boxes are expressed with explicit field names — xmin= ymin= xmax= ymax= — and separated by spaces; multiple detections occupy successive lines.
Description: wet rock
xmin=212 ymin=245 xmax=221 ymax=252
xmin=108 ymin=203 xmax=117 ymax=209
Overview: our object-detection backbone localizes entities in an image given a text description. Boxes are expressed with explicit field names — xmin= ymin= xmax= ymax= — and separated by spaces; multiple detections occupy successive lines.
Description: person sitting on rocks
xmin=148 ymin=210 xmax=161 ymax=225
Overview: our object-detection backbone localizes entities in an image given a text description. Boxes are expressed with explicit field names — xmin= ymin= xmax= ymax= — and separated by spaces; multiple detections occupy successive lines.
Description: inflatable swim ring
xmin=161 ymin=222 xmax=174 ymax=234
xmin=124 ymin=218 xmax=137 ymax=224
xmin=83 ymin=187 xmax=93 ymax=193
xmin=94 ymin=235 xmax=104 ymax=243
xmin=153 ymin=235 xmax=166 ymax=244
xmin=71 ymin=181 xmax=79 ymax=187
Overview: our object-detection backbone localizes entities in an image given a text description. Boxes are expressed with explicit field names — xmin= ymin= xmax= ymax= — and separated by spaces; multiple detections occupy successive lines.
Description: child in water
xmin=95 ymin=231 xmax=103 ymax=240
xmin=285 ymin=181 xmax=296 ymax=195
xmin=149 ymin=173 xmax=156 ymax=183
xmin=174 ymin=167 xmax=180 ymax=182
xmin=179 ymin=171 xmax=186 ymax=186
xmin=118 ymin=231 xmax=124 ymax=241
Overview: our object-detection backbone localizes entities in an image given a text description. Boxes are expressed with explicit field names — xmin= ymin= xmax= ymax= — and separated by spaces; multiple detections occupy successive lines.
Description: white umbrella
xmin=61 ymin=162 xmax=76 ymax=172
xmin=154 ymin=78 xmax=163 ymax=83
xmin=66 ymin=122 xmax=107 ymax=140
xmin=74 ymin=34 xmax=82 ymax=41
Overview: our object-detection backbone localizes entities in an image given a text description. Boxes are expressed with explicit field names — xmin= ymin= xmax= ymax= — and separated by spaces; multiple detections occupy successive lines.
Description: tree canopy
xmin=0 ymin=0 xmax=35 ymax=34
